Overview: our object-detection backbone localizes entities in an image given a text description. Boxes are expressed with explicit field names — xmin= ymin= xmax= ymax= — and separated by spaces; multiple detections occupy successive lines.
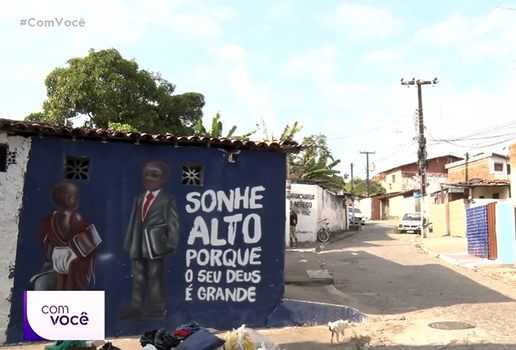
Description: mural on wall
xmin=7 ymin=137 xmax=288 ymax=343
xmin=290 ymin=193 xmax=314 ymax=216
xmin=30 ymin=182 xmax=102 ymax=291
xmin=121 ymin=162 xmax=180 ymax=321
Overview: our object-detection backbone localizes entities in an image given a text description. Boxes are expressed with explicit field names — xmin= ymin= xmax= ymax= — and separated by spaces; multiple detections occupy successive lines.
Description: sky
xmin=1 ymin=0 xmax=516 ymax=178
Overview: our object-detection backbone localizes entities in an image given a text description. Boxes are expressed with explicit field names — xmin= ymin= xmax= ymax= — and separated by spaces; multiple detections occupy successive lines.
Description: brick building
xmin=445 ymin=152 xmax=510 ymax=183
xmin=374 ymin=155 xmax=462 ymax=194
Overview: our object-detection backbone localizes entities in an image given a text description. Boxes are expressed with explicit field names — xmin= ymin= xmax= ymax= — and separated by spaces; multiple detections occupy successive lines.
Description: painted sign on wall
xmin=7 ymin=137 xmax=287 ymax=342
xmin=290 ymin=193 xmax=315 ymax=216
xmin=184 ymin=186 xmax=265 ymax=303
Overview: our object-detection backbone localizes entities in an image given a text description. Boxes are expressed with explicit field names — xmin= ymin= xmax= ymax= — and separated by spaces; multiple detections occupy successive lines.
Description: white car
xmin=348 ymin=208 xmax=366 ymax=226
xmin=398 ymin=212 xmax=428 ymax=234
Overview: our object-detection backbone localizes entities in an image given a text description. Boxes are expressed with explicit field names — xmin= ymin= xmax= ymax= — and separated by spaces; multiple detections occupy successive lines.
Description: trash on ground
xmin=220 ymin=324 xmax=281 ymax=350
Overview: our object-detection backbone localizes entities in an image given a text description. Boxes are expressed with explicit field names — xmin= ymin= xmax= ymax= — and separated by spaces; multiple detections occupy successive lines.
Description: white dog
xmin=328 ymin=319 xmax=349 ymax=344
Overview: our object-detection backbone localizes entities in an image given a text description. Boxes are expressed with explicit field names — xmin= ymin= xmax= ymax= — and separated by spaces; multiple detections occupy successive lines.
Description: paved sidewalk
xmin=416 ymin=236 xmax=516 ymax=285
xmin=284 ymin=250 xmax=334 ymax=286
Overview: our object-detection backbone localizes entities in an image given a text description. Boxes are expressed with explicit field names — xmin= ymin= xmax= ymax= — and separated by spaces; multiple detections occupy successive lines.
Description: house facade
xmin=445 ymin=152 xmax=510 ymax=183
xmin=0 ymin=119 xmax=301 ymax=343
xmin=374 ymin=155 xmax=462 ymax=194
xmin=289 ymin=183 xmax=348 ymax=242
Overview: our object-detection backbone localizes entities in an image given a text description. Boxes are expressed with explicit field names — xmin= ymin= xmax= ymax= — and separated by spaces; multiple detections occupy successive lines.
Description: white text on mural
xmin=184 ymin=186 xmax=265 ymax=303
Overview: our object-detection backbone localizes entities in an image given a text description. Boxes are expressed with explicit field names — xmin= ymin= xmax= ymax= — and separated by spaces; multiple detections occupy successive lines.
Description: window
xmin=7 ymin=150 xmax=16 ymax=165
xmin=507 ymin=164 xmax=511 ymax=175
xmin=494 ymin=162 xmax=504 ymax=172
xmin=479 ymin=195 xmax=485 ymax=199
xmin=182 ymin=164 xmax=204 ymax=186
xmin=391 ymin=174 xmax=396 ymax=183
xmin=0 ymin=144 xmax=7 ymax=172
xmin=64 ymin=156 xmax=90 ymax=180
xmin=492 ymin=193 xmax=500 ymax=199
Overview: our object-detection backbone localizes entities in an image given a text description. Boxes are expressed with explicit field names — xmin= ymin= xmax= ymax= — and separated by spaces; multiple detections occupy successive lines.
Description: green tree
xmin=290 ymin=134 xmax=346 ymax=192
xmin=195 ymin=112 xmax=257 ymax=140
xmin=345 ymin=177 xmax=386 ymax=196
xmin=25 ymin=48 xmax=205 ymax=134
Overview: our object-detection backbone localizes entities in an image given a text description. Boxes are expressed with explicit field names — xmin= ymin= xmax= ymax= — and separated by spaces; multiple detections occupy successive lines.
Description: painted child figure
xmin=36 ymin=182 xmax=101 ymax=290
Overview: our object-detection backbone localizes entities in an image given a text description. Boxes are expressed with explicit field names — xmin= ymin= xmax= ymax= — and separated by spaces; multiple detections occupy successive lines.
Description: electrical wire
xmin=328 ymin=115 xmax=408 ymax=140
xmin=374 ymin=141 xmax=417 ymax=165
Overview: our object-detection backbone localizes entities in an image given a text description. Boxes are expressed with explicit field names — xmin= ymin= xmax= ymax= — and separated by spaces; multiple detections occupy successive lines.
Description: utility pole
xmin=350 ymin=163 xmax=355 ymax=224
xmin=464 ymin=152 xmax=470 ymax=203
xmin=465 ymin=152 xmax=470 ymax=183
xmin=400 ymin=77 xmax=439 ymax=238
xmin=359 ymin=151 xmax=375 ymax=197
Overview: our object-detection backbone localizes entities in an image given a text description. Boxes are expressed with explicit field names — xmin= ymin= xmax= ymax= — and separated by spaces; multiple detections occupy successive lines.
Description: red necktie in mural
xmin=142 ymin=192 xmax=155 ymax=219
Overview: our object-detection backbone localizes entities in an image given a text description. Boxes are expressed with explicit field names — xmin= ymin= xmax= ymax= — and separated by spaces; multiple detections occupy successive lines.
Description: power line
xmin=328 ymin=115 xmax=408 ymax=140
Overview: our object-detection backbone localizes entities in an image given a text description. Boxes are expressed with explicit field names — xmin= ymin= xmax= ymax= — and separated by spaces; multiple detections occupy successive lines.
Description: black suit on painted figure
xmin=121 ymin=162 xmax=179 ymax=321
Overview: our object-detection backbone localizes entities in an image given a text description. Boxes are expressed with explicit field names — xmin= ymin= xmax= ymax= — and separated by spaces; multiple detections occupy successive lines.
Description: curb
xmin=328 ymin=229 xmax=361 ymax=245
xmin=415 ymin=242 xmax=478 ymax=270
xmin=284 ymin=277 xmax=334 ymax=286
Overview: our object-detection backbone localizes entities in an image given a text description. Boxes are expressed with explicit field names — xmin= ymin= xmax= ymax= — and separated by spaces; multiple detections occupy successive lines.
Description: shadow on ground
xmin=280 ymin=340 xmax=513 ymax=350
xmin=305 ymin=249 xmax=514 ymax=314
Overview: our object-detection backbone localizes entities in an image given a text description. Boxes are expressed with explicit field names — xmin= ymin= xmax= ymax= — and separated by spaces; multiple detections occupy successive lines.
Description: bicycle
xmin=317 ymin=218 xmax=331 ymax=243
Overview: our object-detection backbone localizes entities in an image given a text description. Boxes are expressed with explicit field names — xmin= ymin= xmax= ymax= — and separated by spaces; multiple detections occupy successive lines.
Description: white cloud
xmin=210 ymin=44 xmax=278 ymax=137
xmin=413 ymin=8 xmax=516 ymax=60
xmin=280 ymin=45 xmax=338 ymax=82
xmin=0 ymin=0 xmax=235 ymax=54
xmin=322 ymin=4 xmax=403 ymax=41
xmin=361 ymin=47 xmax=406 ymax=64
xmin=267 ymin=4 xmax=298 ymax=23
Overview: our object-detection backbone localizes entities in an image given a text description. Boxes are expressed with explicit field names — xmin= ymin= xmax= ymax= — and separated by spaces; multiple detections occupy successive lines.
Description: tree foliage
xmin=290 ymin=134 xmax=346 ymax=192
xmin=25 ymin=48 xmax=205 ymax=134
xmin=345 ymin=177 xmax=386 ymax=197
xmin=261 ymin=120 xmax=346 ymax=192
xmin=194 ymin=112 xmax=257 ymax=140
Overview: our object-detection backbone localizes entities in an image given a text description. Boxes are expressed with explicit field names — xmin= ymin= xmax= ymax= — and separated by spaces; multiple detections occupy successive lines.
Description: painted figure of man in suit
xmin=121 ymin=162 xmax=180 ymax=321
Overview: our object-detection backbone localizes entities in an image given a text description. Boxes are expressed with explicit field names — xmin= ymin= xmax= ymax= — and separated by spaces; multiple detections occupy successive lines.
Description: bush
xmin=392 ymin=226 xmax=399 ymax=234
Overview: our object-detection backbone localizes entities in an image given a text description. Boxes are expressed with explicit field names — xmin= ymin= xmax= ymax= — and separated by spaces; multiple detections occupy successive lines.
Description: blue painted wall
xmin=495 ymin=202 xmax=516 ymax=265
xmin=7 ymin=137 xmax=287 ymax=342
xmin=466 ymin=205 xmax=489 ymax=258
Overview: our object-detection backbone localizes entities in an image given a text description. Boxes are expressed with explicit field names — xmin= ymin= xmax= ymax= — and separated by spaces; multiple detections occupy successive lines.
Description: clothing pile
xmin=140 ymin=321 xmax=225 ymax=350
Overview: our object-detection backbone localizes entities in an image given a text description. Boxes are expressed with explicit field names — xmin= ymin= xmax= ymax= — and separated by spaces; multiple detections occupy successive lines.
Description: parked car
xmin=348 ymin=207 xmax=366 ymax=226
xmin=398 ymin=212 xmax=429 ymax=234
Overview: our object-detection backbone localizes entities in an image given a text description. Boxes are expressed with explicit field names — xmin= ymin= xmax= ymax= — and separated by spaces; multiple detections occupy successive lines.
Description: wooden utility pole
xmin=465 ymin=152 xmax=470 ymax=183
xmin=359 ymin=151 xmax=375 ymax=197
xmin=400 ymin=77 xmax=439 ymax=238
xmin=350 ymin=163 xmax=355 ymax=224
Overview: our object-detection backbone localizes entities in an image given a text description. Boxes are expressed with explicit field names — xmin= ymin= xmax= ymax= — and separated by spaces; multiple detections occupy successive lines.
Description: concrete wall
xmin=317 ymin=186 xmax=347 ymax=233
xmin=510 ymin=144 xmax=516 ymax=199
xmin=376 ymin=156 xmax=459 ymax=194
xmin=290 ymin=184 xmax=347 ymax=242
xmin=448 ymin=155 xmax=510 ymax=183
xmin=6 ymin=136 xmax=288 ymax=343
xmin=449 ymin=199 xmax=466 ymax=237
xmin=355 ymin=197 xmax=371 ymax=220
xmin=0 ymin=133 xmax=31 ymax=343
xmin=472 ymin=185 xmax=510 ymax=199
xmin=431 ymin=203 xmax=447 ymax=236
xmin=290 ymin=184 xmax=318 ymax=242
xmin=388 ymin=195 xmax=403 ymax=218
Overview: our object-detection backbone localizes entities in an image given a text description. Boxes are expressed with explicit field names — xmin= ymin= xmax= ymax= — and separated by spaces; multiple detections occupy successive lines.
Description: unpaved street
xmin=292 ymin=220 xmax=516 ymax=348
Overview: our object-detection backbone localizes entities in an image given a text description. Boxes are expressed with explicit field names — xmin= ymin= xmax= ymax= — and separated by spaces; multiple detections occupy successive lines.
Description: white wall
xmin=0 ymin=133 xmax=31 ymax=343
xmin=290 ymin=184 xmax=318 ymax=242
xmin=355 ymin=197 xmax=371 ymax=220
xmin=290 ymin=184 xmax=347 ymax=242
xmin=317 ymin=186 xmax=347 ymax=233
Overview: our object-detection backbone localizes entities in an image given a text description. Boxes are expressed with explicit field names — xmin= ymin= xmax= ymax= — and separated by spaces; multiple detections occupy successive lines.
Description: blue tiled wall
xmin=466 ymin=205 xmax=489 ymax=257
